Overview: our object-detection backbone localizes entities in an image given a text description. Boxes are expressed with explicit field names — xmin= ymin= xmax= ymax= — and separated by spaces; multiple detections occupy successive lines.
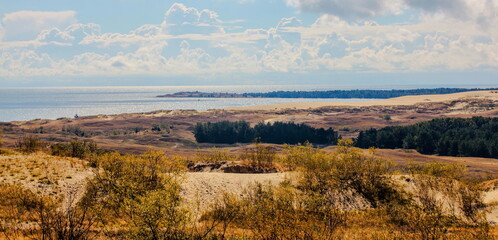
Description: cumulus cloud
xmin=1 ymin=11 xmax=77 ymax=41
xmin=1 ymin=2 xmax=498 ymax=80
xmin=285 ymin=0 xmax=405 ymax=19
xmin=37 ymin=23 xmax=101 ymax=43
xmin=162 ymin=3 xmax=224 ymax=35
xmin=286 ymin=0 xmax=498 ymax=29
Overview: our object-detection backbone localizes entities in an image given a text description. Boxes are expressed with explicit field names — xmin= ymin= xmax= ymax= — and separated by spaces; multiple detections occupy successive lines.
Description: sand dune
xmin=226 ymin=90 xmax=498 ymax=111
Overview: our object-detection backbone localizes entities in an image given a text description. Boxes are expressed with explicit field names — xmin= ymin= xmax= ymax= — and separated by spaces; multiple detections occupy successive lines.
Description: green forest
xmin=194 ymin=121 xmax=339 ymax=145
xmin=243 ymin=88 xmax=498 ymax=99
xmin=355 ymin=117 xmax=498 ymax=158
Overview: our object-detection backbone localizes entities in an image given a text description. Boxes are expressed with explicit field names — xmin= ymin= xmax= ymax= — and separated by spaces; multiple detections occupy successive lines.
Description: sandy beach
xmin=226 ymin=90 xmax=498 ymax=111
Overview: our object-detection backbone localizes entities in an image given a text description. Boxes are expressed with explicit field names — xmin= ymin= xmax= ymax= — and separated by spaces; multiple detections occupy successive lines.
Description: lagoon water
xmin=0 ymin=85 xmax=379 ymax=122
xmin=1 ymin=84 xmax=492 ymax=122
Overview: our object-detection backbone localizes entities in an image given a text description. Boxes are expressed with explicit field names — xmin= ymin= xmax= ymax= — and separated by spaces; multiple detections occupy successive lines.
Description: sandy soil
xmin=182 ymin=172 xmax=289 ymax=206
xmin=0 ymin=153 xmax=93 ymax=208
xmin=226 ymin=90 xmax=498 ymax=111
xmin=370 ymin=148 xmax=498 ymax=176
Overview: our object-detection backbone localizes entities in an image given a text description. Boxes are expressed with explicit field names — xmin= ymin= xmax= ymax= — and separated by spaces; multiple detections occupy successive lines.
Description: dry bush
xmin=202 ymin=183 xmax=346 ymax=239
xmin=81 ymin=150 xmax=192 ymax=239
xmin=51 ymin=139 xmax=102 ymax=160
xmin=199 ymin=192 xmax=243 ymax=239
xmin=0 ymin=184 xmax=95 ymax=240
xmin=384 ymin=162 xmax=492 ymax=239
xmin=62 ymin=125 xmax=90 ymax=138
xmin=285 ymin=139 xmax=403 ymax=208
xmin=240 ymin=144 xmax=277 ymax=171
xmin=195 ymin=149 xmax=235 ymax=163
xmin=15 ymin=135 xmax=46 ymax=153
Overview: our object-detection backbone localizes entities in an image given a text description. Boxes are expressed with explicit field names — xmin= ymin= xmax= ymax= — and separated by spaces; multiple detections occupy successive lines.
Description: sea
xmin=0 ymin=84 xmax=493 ymax=122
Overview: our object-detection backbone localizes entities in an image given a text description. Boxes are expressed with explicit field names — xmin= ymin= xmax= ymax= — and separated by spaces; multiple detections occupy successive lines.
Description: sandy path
xmin=226 ymin=90 xmax=498 ymax=111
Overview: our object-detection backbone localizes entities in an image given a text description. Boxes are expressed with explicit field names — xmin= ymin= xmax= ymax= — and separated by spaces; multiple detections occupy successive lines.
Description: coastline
xmin=225 ymin=90 xmax=498 ymax=111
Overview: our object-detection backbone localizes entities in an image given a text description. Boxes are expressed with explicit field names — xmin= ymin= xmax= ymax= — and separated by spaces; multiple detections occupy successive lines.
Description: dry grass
xmin=0 ymin=152 xmax=92 ymax=208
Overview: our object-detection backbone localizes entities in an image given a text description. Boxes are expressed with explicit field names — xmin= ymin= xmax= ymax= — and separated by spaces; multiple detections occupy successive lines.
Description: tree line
xmin=243 ymin=88 xmax=498 ymax=99
xmin=194 ymin=120 xmax=339 ymax=145
xmin=355 ymin=117 xmax=498 ymax=158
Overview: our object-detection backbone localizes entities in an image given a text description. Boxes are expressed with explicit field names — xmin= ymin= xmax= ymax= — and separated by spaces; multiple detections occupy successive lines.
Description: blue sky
xmin=0 ymin=0 xmax=497 ymax=87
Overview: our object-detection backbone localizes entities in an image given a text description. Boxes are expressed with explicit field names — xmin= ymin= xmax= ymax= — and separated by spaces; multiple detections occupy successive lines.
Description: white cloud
xmin=37 ymin=23 xmax=101 ymax=43
xmin=285 ymin=0 xmax=498 ymax=29
xmin=1 ymin=11 xmax=77 ymax=41
xmin=0 ymin=2 xmax=497 ymax=80
xmin=285 ymin=0 xmax=405 ymax=19
xmin=162 ymin=3 xmax=224 ymax=35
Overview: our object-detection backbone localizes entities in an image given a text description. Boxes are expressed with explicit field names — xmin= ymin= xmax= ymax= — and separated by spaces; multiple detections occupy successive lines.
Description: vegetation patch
xmin=194 ymin=120 xmax=339 ymax=145
xmin=356 ymin=117 xmax=498 ymax=158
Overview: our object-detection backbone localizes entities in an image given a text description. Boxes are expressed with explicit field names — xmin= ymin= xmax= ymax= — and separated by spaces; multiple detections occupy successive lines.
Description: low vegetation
xmin=51 ymin=139 xmax=104 ymax=160
xmin=194 ymin=120 xmax=339 ymax=145
xmin=355 ymin=117 xmax=498 ymax=158
xmin=15 ymin=135 xmax=46 ymax=153
xmin=0 ymin=139 xmax=494 ymax=239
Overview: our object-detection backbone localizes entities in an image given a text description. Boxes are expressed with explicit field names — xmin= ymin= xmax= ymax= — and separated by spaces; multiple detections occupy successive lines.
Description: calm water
xmin=1 ymin=84 xmax=494 ymax=122
xmin=0 ymin=85 xmax=380 ymax=122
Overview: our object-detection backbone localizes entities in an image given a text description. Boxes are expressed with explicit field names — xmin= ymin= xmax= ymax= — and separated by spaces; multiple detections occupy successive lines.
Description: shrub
xmin=386 ymin=162 xmax=491 ymax=239
xmin=62 ymin=125 xmax=90 ymax=137
xmin=0 ymin=184 xmax=95 ymax=240
xmin=286 ymin=139 xmax=403 ymax=208
xmin=240 ymin=144 xmax=277 ymax=171
xmin=151 ymin=122 xmax=172 ymax=134
xmin=15 ymin=135 xmax=45 ymax=153
xmin=51 ymin=139 xmax=102 ymax=160
xmin=203 ymin=183 xmax=346 ymax=239
xmin=81 ymin=150 xmax=190 ymax=239
xmin=195 ymin=149 xmax=235 ymax=163
xmin=200 ymin=192 xmax=242 ymax=239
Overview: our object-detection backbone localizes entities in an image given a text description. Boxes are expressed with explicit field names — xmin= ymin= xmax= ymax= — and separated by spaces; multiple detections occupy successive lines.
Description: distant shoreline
xmin=157 ymin=88 xmax=498 ymax=99
xmin=225 ymin=90 xmax=498 ymax=111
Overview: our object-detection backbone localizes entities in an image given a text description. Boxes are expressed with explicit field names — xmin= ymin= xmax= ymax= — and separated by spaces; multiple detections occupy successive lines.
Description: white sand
xmin=225 ymin=90 xmax=498 ymax=111
xmin=182 ymin=172 xmax=289 ymax=206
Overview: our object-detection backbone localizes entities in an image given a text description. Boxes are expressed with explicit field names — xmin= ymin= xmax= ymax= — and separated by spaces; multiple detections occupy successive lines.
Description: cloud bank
xmin=0 ymin=2 xmax=497 ymax=82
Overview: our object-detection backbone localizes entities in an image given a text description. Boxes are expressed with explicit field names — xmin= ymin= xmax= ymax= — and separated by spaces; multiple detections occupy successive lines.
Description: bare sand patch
xmin=182 ymin=172 xmax=290 ymax=206
xmin=226 ymin=91 xmax=498 ymax=111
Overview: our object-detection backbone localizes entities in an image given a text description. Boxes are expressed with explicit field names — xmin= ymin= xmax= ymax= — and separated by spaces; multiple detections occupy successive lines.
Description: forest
xmin=194 ymin=120 xmax=339 ymax=145
xmin=159 ymin=88 xmax=498 ymax=99
xmin=355 ymin=117 xmax=498 ymax=158
xmin=243 ymin=88 xmax=498 ymax=99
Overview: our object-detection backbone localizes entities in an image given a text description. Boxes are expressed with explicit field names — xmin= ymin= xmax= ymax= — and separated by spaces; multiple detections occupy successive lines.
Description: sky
xmin=0 ymin=0 xmax=497 ymax=87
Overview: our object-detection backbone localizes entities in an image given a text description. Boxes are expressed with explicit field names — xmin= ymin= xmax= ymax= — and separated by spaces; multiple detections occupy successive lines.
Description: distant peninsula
xmin=157 ymin=88 xmax=498 ymax=99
